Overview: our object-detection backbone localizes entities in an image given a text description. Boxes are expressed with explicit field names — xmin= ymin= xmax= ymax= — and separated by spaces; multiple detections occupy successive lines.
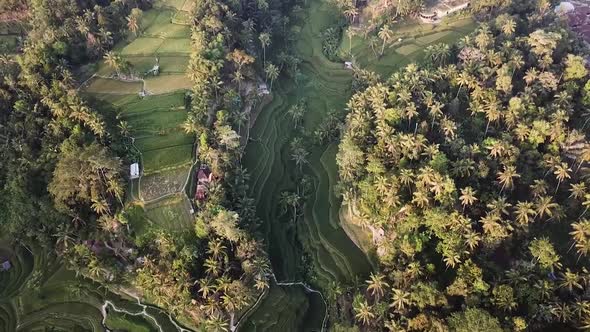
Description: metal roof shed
xmin=130 ymin=163 xmax=140 ymax=179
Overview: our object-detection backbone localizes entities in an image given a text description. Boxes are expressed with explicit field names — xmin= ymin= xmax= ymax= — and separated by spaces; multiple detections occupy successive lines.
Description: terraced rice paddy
xmin=0 ymin=241 xmax=184 ymax=331
xmin=240 ymin=1 xmax=475 ymax=330
xmin=83 ymin=0 xmax=195 ymax=226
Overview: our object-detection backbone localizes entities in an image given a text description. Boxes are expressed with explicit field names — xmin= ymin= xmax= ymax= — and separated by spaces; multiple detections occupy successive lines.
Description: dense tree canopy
xmin=336 ymin=1 xmax=590 ymax=330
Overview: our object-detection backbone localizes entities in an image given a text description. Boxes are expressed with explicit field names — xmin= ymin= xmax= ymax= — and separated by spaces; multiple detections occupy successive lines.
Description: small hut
xmin=344 ymin=61 xmax=353 ymax=69
xmin=130 ymin=163 xmax=140 ymax=179
xmin=257 ymin=83 xmax=270 ymax=96
xmin=195 ymin=165 xmax=214 ymax=202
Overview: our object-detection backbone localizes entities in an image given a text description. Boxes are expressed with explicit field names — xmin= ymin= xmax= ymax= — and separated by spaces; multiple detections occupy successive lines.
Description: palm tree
xmin=204 ymin=258 xmax=220 ymax=276
xmin=53 ymin=226 xmax=75 ymax=250
xmin=198 ymin=277 xmax=216 ymax=297
xmin=205 ymin=313 xmax=229 ymax=332
xmin=378 ymin=24 xmax=394 ymax=56
xmin=459 ymin=186 xmax=478 ymax=209
xmin=208 ymin=239 xmax=227 ymax=261
xmin=570 ymin=182 xmax=587 ymax=200
xmin=259 ymin=32 xmax=271 ymax=67
xmin=91 ymin=198 xmax=110 ymax=215
xmin=515 ymin=201 xmax=536 ymax=225
xmin=502 ymin=18 xmax=516 ymax=36
xmin=570 ymin=220 xmax=590 ymax=257
xmin=554 ymin=162 xmax=572 ymax=192
xmin=127 ymin=8 xmax=142 ymax=36
xmin=366 ymin=273 xmax=389 ymax=301
xmin=369 ymin=36 xmax=380 ymax=57
xmin=346 ymin=27 xmax=355 ymax=55
xmin=535 ymin=195 xmax=558 ymax=219
xmin=232 ymin=70 xmax=244 ymax=90
xmin=127 ymin=14 xmax=139 ymax=36
xmin=265 ymin=63 xmax=279 ymax=91
xmin=497 ymin=165 xmax=520 ymax=192
xmin=103 ymin=51 xmax=122 ymax=75
xmin=287 ymin=103 xmax=306 ymax=127
xmin=559 ymin=269 xmax=583 ymax=292
xmin=464 ymin=231 xmax=481 ymax=251
xmin=354 ymin=300 xmax=375 ymax=325
xmin=550 ymin=302 xmax=572 ymax=323
xmin=389 ymin=288 xmax=411 ymax=313
xmin=344 ymin=6 xmax=358 ymax=23
xmin=290 ymin=138 xmax=309 ymax=172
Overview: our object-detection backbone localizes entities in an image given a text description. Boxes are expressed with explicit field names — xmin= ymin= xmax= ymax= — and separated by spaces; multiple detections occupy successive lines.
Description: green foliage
xmin=336 ymin=3 xmax=590 ymax=330
xmin=448 ymin=308 xmax=502 ymax=332
xmin=321 ymin=26 xmax=343 ymax=60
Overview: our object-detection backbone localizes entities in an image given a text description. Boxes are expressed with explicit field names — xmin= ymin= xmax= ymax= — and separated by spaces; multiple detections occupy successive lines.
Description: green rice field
xmin=0 ymin=241 xmax=182 ymax=332
xmin=240 ymin=0 xmax=476 ymax=330
xmin=79 ymin=5 xmax=196 ymax=317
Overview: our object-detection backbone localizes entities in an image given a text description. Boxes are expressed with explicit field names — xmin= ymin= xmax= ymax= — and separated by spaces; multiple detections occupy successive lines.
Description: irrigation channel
xmin=240 ymin=0 xmax=374 ymax=330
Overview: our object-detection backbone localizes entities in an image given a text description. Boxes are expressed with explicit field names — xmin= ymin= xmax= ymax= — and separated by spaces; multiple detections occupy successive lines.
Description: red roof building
xmin=195 ymin=166 xmax=213 ymax=202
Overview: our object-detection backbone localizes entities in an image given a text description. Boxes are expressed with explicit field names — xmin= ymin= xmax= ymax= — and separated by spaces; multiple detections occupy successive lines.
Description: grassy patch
xmin=157 ymin=38 xmax=191 ymax=54
xmin=153 ymin=0 xmax=186 ymax=10
xmin=84 ymin=77 xmax=142 ymax=94
xmin=144 ymin=74 xmax=191 ymax=94
xmin=121 ymin=37 xmax=164 ymax=56
xmin=396 ymin=43 xmax=421 ymax=56
xmin=143 ymin=194 xmax=194 ymax=233
xmin=143 ymin=10 xmax=190 ymax=38
xmin=415 ymin=30 xmax=452 ymax=45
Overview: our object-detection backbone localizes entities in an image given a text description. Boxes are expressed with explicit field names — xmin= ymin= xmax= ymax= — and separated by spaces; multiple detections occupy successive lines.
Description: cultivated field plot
xmin=144 ymin=74 xmax=193 ymax=94
xmin=342 ymin=17 xmax=476 ymax=76
xmin=116 ymin=91 xmax=193 ymax=174
xmin=84 ymin=77 xmax=142 ymax=94
xmin=95 ymin=56 xmax=189 ymax=76
xmin=143 ymin=194 xmax=194 ymax=233
xmin=140 ymin=165 xmax=191 ymax=201
xmin=0 ymin=242 xmax=175 ymax=332
xmin=143 ymin=10 xmax=190 ymax=38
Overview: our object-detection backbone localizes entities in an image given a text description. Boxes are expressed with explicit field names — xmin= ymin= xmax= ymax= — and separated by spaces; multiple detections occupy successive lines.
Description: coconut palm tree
xmin=354 ymin=299 xmax=375 ymax=325
xmin=204 ymin=258 xmax=220 ymax=276
xmin=554 ymin=162 xmax=572 ymax=192
xmin=378 ymin=24 xmax=394 ymax=56
xmin=343 ymin=6 xmax=358 ymax=23
xmin=265 ymin=63 xmax=279 ymax=91
xmin=205 ymin=313 xmax=229 ymax=332
xmin=366 ymin=273 xmax=389 ymax=301
xmin=259 ymin=32 xmax=271 ymax=67
xmin=502 ymin=18 xmax=516 ymax=36
xmin=497 ymin=165 xmax=520 ymax=192
xmin=515 ymin=201 xmax=535 ymax=225
xmin=535 ymin=195 xmax=558 ymax=219
xmin=346 ymin=27 xmax=355 ymax=55
xmin=460 ymin=186 xmax=478 ymax=209
xmin=198 ymin=277 xmax=216 ymax=297
xmin=208 ymin=239 xmax=227 ymax=261
xmin=91 ymin=198 xmax=110 ymax=215
xmin=570 ymin=182 xmax=587 ymax=200
xmin=103 ymin=51 xmax=122 ymax=75
xmin=559 ymin=269 xmax=583 ymax=292
xmin=389 ymin=288 xmax=411 ymax=313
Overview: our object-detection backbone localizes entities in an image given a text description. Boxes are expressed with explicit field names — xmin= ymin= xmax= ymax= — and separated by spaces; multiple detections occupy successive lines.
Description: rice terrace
xmin=4 ymin=0 xmax=590 ymax=331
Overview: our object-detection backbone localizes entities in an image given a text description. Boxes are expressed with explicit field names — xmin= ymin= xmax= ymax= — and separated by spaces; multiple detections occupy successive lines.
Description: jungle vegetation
xmin=335 ymin=0 xmax=590 ymax=330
